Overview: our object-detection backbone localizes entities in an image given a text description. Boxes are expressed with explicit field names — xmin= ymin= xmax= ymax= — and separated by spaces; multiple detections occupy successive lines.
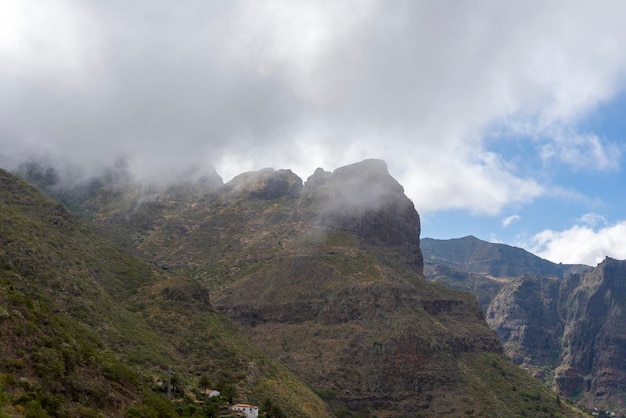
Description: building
xmin=201 ymin=389 xmax=220 ymax=398
xmin=231 ymin=403 xmax=259 ymax=418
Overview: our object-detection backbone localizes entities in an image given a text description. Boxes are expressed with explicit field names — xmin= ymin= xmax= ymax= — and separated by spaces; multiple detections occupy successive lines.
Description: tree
xmin=260 ymin=398 xmax=286 ymax=418
xmin=199 ymin=374 xmax=211 ymax=396
xmin=216 ymin=379 xmax=236 ymax=404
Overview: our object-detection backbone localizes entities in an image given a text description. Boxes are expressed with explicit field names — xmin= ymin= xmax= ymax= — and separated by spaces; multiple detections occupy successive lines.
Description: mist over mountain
xmin=2 ymin=159 xmax=587 ymax=417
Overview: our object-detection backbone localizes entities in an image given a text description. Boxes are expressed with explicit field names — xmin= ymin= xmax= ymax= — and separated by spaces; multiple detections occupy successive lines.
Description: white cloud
xmin=222 ymin=0 xmax=376 ymax=107
xmin=577 ymin=213 xmax=608 ymax=227
xmin=1 ymin=1 xmax=626 ymax=215
xmin=524 ymin=216 xmax=626 ymax=265
xmin=502 ymin=215 xmax=521 ymax=228
xmin=539 ymin=132 xmax=622 ymax=170
xmin=0 ymin=0 xmax=106 ymax=86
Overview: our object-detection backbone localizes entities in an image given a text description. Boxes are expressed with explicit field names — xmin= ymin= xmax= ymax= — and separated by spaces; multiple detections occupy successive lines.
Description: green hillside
xmin=0 ymin=168 xmax=331 ymax=417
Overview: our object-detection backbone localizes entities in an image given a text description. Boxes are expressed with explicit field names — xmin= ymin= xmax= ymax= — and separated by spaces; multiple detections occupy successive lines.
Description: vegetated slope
xmin=0 ymin=168 xmax=331 ymax=417
xmin=421 ymin=236 xmax=589 ymax=278
xmin=52 ymin=159 xmax=585 ymax=417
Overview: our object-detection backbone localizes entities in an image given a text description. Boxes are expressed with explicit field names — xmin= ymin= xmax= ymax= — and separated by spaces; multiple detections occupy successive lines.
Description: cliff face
xmin=482 ymin=259 xmax=626 ymax=414
xmin=486 ymin=276 xmax=564 ymax=378
xmin=26 ymin=159 xmax=584 ymax=417
xmin=306 ymin=159 xmax=423 ymax=273
xmin=556 ymin=258 xmax=626 ymax=411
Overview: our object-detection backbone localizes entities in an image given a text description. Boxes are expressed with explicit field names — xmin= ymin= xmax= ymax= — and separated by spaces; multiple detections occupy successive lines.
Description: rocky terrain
xmin=3 ymin=159 xmax=587 ymax=416
xmin=423 ymin=237 xmax=626 ymax=415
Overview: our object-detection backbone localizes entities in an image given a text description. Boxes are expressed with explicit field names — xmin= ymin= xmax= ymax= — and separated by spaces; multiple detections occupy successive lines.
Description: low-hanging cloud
xmin=1 ymin=0 xmax=626 ymax=214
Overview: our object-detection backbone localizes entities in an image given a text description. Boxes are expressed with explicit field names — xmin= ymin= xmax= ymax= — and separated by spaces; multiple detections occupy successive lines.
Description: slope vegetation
xmin=0 ymin=168 xmax=331 ymax=417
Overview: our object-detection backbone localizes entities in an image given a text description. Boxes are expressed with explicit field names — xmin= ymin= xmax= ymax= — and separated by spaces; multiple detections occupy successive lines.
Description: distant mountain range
xmin=421 ymin=235 xmax=589 ymax=278
xmin=0 ymin=159 xmax=589 ymax=417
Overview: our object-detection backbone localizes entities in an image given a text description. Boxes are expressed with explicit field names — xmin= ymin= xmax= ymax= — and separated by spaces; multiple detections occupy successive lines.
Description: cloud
xmin=577 ymin=213 xmax=608 ymax=227
xmin=502 ymin=215 xmax=521 ymax=228
xmin=222 ymin=0 xmax=377 ymax=107
xmin=539 ymin=131 xmax=622 ymax=170
xmin=0 ymin=0 xmax=106 ymax=86
xmin=1 ymin=1 xmax=626 ymax=214
xmin=524 ymin=215 xmax=626 ymax=265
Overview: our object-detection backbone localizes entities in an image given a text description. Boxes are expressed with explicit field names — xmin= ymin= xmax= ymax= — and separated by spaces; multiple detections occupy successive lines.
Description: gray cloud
xmin=1 ymin=0 xmax=626 ymax=213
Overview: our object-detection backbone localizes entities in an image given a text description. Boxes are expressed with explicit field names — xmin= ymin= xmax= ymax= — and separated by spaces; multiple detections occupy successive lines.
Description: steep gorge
xmin=423 ymin=237 xmax=626 ymax=415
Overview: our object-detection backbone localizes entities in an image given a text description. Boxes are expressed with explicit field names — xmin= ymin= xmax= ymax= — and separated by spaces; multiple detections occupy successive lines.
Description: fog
xmin=2 ymin=0 xmax=626 ymax=216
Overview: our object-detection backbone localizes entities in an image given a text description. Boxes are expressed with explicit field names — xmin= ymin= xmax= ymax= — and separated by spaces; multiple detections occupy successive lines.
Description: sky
xmin=1 ymin=0 xmax=626 ymax=266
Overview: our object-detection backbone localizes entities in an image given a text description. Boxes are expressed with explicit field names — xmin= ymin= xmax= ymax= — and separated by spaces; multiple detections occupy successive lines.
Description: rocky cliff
xmin=418 ymin=231 xmax=626 ymax=415
xmin=472 ymin=258 xmax=626 ymax=414
xmin=556 ymin=258 xmax=626 ymax=412
xmin=486 ymin=275 xmax=564 ymax=379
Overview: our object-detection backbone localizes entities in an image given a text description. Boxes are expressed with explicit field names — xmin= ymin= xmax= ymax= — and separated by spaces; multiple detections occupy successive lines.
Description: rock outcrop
xmin=306 ymin=159 xmax=423 ymax=273
xmin=225 ymin=168 xmax=303 ymax=200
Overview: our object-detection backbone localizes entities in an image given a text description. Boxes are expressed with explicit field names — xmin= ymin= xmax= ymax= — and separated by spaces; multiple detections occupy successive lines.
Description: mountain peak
xmin=224 ymin=168 xmax=303 ymax=200
xmin=304 ymin=160 xmax=423 ymax=273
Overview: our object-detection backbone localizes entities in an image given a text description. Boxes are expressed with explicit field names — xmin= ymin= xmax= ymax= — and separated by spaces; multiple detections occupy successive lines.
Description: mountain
xmin=422 ymin=235 xmax=626 ymax=415
xmin=0 ymin=168 xmax=332 ymax=417
xmin=487 ymin=259 xmax=626 ymax=414
xmin=556 ymin=258 xmax=626 ymax=411
xmin=18 ymin=158 xmax=586 ymax=417
xmin=421 ymin=236 xmax=589 ymax=279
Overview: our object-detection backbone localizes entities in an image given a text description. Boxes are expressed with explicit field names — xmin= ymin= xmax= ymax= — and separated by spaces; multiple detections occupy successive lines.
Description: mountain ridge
xmin=6 ymin=160 xmax=587 ymax=416
xmin=421 ymin=235 xmax=589 ymax=278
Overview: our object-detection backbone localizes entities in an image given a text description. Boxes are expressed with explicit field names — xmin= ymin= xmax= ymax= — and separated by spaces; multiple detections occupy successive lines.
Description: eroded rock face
xmin=306 ymin=159 xmax=423 ymax=274
xmin=557 ymin=258 xmax=626 ymax=410
xmin=486 ymin=276 xmax=563 ymax=375
xmin=218 ymin=264 xmax=502 ymax=415
xmin=486 ymin=258 xmax=626 ymax=413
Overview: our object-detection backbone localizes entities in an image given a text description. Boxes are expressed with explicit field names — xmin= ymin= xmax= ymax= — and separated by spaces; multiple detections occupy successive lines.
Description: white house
xmin=231 ymin=403 xmax=259 ymax=418
xmin=201 ymin=389 xmax=220 ymax=398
